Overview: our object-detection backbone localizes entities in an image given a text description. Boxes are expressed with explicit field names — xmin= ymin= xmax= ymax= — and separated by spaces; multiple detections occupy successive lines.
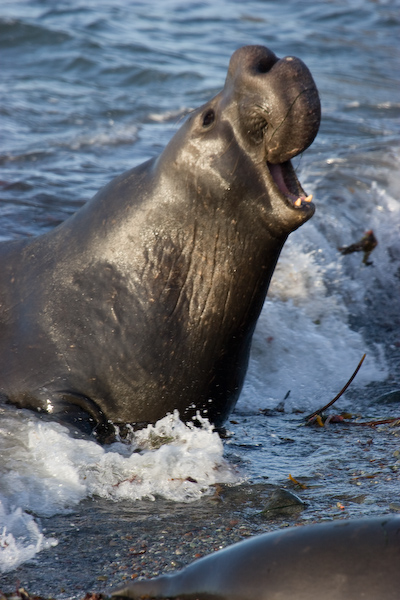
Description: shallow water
xmin=0 ymin=0 xmax=399 ymax=595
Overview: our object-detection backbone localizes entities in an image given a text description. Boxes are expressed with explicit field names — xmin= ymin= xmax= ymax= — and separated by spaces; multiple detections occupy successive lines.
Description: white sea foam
xmin=65 ymin=123 xmax=139 ymax=150
xmin=240 ymin=152 xmax=399 ymax=414
xmin=0 ymin=502 xmax=58 ymax=574
xmin=242 ymin=261 xmax=387 ymax=414
xmin=148 ymin=107 xmax=191 ymax=123
xmin=0 ymin=409 xmax=237 ymax=573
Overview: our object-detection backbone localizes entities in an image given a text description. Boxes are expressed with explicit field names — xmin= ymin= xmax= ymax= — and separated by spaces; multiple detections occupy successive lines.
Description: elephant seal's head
xmin=157 ymin=44 xmax=320 ymax=240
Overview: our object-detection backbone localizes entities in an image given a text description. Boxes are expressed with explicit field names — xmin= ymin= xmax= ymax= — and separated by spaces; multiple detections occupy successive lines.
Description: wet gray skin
xmin=0 ymin=45 xmax=320 ymax=441
xmin=113 ymin=517 xmax=400 ymax=600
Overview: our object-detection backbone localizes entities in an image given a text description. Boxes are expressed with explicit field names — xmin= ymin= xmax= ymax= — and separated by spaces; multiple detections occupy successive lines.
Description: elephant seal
xmin=113 ymin=517 xmax=400 ymax=600
xmin=0 ymin=45 xmax=320 ymax=440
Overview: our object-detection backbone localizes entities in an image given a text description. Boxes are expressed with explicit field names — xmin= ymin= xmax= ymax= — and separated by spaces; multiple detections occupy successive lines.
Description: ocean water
xmin=0 ymin=0 xmax=399 ymax=588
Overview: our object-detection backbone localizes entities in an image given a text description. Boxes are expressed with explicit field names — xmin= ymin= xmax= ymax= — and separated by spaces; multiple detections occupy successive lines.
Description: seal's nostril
xmin=256 ymin=58 xmax=272 ymax=74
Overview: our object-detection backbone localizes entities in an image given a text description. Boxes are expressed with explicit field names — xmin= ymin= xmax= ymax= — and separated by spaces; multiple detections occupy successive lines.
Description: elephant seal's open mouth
xmin=268 ymin=160 xmax=314 ymax=209
xmin=267 ymin=160 xmax=315 ymax=212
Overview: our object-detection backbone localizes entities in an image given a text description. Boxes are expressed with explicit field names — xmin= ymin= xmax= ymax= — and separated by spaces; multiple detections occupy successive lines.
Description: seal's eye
xmin=202 ymin=109 xmax=215 ymax=128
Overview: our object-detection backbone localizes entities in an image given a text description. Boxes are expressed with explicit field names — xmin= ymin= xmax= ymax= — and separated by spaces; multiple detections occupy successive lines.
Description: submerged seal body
xmin=113 ymin=517 xmax=400 ymax=600
xmin=0 ymin=45 xmax=320 ymax=438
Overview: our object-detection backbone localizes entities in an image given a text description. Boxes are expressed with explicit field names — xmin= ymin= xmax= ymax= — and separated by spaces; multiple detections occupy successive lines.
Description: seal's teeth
xmin=294 ymin=198 xmax=302 ymax=207
xmin=305 ymin=194 xmax=313 ymax=203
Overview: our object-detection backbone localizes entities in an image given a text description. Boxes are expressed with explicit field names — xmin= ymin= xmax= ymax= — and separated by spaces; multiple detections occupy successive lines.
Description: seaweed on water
xmin=305 ymin=353 xmax=366 ymax=423
xmin=305 ymin=353 xmax=400 ymax=428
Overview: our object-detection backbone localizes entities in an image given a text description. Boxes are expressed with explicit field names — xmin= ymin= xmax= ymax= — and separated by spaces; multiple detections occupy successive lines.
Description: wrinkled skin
xmin=113 ymin=517 xmax=400 ymax=600
xmin=0 ymin=46 xmax=320 ymax=440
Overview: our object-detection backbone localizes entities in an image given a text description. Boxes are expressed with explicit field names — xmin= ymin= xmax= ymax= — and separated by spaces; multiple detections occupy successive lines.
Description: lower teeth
xmin=294 ymin=194 xmax=313 ymax=207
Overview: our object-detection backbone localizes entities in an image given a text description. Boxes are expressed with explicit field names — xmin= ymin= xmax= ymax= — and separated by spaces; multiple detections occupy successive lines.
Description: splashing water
xmin=0 ymin=410 xmax=237 ymax=572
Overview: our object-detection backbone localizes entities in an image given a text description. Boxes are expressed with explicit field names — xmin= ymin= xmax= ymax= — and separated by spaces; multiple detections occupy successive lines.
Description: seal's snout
xmin=262 ymin=55 xmax=321 ymax=164
xmin=225 ymin=45 xmax=320 ymax=164
xmin=249 ymin=46 xmax=278 ymax=75
xmin=227 ymin=44 xmax=278 ymax=79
